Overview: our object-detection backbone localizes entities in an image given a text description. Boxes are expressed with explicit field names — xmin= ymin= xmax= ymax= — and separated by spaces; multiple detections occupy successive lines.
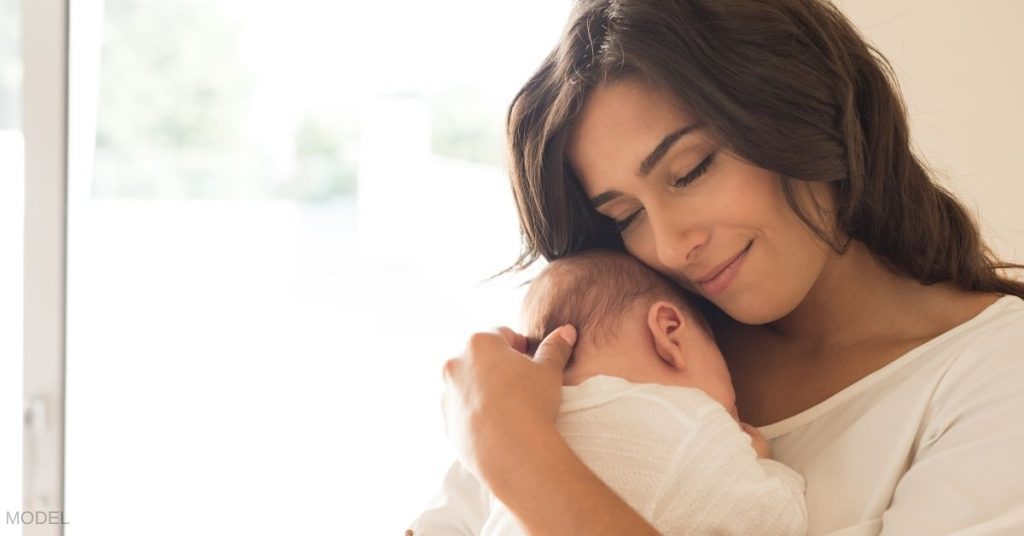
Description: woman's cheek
xmin=622 ymin=229 xmax=658 ymax=271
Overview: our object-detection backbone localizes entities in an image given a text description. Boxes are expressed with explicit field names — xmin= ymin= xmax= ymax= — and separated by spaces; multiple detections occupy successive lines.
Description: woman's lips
xmin=698 ymin=241 xmax=753 ymax=296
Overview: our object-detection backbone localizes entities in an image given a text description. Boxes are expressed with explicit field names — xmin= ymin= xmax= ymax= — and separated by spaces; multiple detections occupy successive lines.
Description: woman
xmin=433 ymin=0 xmax=1024 ymax=533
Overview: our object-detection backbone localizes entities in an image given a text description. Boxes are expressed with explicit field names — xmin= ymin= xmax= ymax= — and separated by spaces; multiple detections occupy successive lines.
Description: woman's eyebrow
xmin=590 ymin=190 xmax=622 ymax=209
xmin=589 ymin=123 xmax=700 ymax=209
xmin=638 ymin=124 xmax=700 ymax=176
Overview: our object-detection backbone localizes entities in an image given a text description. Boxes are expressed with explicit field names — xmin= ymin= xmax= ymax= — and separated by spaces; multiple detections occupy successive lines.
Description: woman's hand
xmin=440 ymin=325 xmax=661 ymax=535
xmin=441 ymin=324 xmax=577 ymax=483
xmin=741 ymin=422 xmax=771 ymax=459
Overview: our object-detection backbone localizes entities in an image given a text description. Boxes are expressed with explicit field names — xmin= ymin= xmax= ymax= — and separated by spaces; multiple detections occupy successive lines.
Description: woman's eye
xmin=673 ymin=152 xmax=716 ymax=188
xmin=613 ymin=208 xmax=644 ymax=233
xmin=608 ymin=151 xmax=716 ymax=234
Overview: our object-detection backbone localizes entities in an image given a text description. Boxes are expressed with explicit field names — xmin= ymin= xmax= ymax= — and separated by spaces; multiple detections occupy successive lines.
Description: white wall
xmin=838 ymin=0 xmax=1024 ymax=263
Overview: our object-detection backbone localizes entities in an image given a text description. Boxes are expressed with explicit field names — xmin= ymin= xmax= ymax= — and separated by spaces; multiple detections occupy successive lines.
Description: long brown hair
xmin=504 ymin=0 xmax=1024 ymax=298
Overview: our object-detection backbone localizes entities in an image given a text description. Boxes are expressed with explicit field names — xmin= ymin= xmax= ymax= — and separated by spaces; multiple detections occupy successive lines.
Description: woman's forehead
xmin=568 ymin=80 xmax=698 ymax=187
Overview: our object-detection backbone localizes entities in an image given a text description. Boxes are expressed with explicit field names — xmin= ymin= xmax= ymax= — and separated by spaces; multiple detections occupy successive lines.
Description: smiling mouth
xmin=697 ymin=240 xmax=753 ymax=295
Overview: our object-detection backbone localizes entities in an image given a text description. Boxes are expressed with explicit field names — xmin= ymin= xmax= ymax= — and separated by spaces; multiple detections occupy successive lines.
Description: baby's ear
xmin=647 ymin=301 xmax=688 ymax=370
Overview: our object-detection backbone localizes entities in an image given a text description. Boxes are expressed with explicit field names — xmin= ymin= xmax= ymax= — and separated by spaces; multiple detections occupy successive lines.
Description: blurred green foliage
xmin=430 ymin=87 xmax=505 ymax=166
xmin=90 ymin=0 xmax=504 ymax=200
xmin=96 ymin=1 xmax=250 ymax=152
xmin=93 ymin=0 xmax=263 ymax=198
xmin=289 ymin=113 xmax=359 ymax=201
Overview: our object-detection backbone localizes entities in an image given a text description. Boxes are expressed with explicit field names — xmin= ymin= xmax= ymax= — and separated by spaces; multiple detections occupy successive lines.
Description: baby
xmin=410 ymin=250 xmax=807 ymax=535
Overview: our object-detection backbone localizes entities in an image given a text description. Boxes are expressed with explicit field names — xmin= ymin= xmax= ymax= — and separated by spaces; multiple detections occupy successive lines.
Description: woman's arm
xmin=407 ymin=461 xmax=491 ymax=535
xmin=482 ymin=419 xmax=660 ymax=535
xmin=442 ymin=326 xmax=660 ymax=535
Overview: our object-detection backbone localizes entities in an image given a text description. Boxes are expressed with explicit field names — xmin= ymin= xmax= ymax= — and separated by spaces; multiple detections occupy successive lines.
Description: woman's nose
xmin=649 ymin=210 xmax=708 ymax=269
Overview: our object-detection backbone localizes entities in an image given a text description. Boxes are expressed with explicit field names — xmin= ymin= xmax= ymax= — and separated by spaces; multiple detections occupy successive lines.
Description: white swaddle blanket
xmin=481 ymin=375 xmax=806 ymax=536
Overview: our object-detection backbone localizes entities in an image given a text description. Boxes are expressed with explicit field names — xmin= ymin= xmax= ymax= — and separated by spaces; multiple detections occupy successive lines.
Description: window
xmin=64 ymin=1 xmax=568 ymax=533
xmin=0 ymin=0 xmax=23 ymax=520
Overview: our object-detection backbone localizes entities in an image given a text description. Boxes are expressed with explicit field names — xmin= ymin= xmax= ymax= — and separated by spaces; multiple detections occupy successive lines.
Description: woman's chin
xmin=715 ymin=298 xmax=792 ymax=326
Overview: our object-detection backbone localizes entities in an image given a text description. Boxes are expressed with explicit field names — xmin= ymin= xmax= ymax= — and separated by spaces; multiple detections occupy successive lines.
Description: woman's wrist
xmin=477 ymin=420 xmax=569 ymax=520
xmin=473 ymin=412 xmax=559 ymax=490
xmin=476 ymin=418 xmax=659 ymax=535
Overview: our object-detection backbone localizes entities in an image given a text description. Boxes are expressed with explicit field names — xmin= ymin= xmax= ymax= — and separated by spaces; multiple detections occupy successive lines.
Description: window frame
xmin=23 ymin=1 xmax=69 ymax=533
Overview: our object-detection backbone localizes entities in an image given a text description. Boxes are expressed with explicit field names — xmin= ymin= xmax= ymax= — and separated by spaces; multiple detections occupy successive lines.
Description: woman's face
xmin=567 ymin=78 xmax=835 ymax=325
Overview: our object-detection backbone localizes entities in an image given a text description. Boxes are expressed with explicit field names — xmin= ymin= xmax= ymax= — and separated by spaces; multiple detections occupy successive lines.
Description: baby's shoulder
xmin=561 ymin=382 xmax=723 ymax=432
xmin=556 ymin=383 xmax=744 ymax=459
xmin=622 ymin=383 xmax=722 ymax=415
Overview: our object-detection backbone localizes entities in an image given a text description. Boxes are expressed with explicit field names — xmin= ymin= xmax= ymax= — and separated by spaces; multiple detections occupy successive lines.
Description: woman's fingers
xmin=493 ymin=326 xmax=530 ymax=354
xmin=442 ymin=356 xmax=455 ymax=381
xmin=439 ymin=327 xmax=571 ymax=480
xmin=533 ymin=325 xmax=577 ymax=370
xmin=740 ymin=422 xmax=771 ymax=459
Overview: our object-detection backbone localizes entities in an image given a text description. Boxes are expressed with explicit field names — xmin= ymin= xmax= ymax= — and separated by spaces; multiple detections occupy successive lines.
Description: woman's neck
xmin=764 ymin=240 xmax=987 ymax=354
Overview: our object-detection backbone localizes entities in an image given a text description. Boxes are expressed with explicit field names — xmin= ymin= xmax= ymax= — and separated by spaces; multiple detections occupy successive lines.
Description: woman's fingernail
xmin=560 ymin=325 xmax=577 ymax=345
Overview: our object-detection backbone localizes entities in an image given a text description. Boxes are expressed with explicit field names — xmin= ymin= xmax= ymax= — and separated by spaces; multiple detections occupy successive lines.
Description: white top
xmin=480 ymin=376 xmax=806 ymax=535
xmin=763 ymin=294 xmax=1024 ymax=535
xmin=409 ymin=295 xmax=1024 ymax=535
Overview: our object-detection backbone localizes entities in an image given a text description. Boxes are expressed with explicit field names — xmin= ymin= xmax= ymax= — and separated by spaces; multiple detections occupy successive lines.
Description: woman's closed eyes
xmin=611 ymin=151 xmax=718 ymax=233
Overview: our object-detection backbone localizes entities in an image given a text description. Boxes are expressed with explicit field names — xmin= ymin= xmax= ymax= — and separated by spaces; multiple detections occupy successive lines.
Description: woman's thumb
xmin=533 ymin=325 xmax=577 ymax=369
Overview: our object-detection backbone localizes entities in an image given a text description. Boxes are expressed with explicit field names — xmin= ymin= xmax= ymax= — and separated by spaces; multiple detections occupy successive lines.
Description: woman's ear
xmin=646 ymin=301 xmax=687 ymax=370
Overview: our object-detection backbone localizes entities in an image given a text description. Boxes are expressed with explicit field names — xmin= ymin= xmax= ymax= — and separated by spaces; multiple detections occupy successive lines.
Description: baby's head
xmin=521 ymin=250 xmax=736 ymax=415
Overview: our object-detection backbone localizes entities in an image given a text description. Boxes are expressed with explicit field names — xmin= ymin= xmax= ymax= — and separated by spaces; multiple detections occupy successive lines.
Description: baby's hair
xmin=523 ymin=249 xmax=699 ymax=353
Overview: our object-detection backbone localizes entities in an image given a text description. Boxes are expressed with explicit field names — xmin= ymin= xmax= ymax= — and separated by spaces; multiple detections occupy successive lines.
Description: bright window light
xmin=64 ymin=1 xmax=569 ymax=533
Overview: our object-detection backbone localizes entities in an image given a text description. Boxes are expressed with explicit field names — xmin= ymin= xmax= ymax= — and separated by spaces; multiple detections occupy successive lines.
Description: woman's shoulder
xmin=760 ymin=295 xmax=1024 ymax=438
xmin=981 ymin=292 xmax=1024 ymax=322
xmin=918 ymin=294 xmax=1024 ymax=411
xmin=936 ymin=293 xmax=1024 ymax=351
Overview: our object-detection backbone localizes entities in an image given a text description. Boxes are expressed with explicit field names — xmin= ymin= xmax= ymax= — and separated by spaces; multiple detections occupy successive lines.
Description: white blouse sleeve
xmin=880 ymin=343 xmax=1024 ymax=534
xmin=651 ymin=417 xmax=807 ymax=535
xmin=406 ymin=461 xmax=491 ymax=536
